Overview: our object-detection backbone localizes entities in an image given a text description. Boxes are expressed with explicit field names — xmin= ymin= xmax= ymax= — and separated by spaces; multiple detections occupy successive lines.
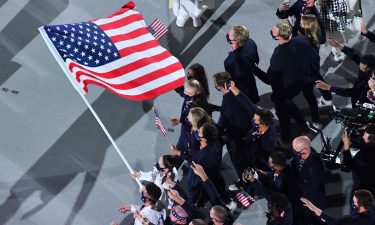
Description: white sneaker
xmin=229 ymin=184 xmax=239 ymax=191
xmin=225 ymin=200 xmax=237 ymax=213
xmin=332 ymin=48 xmax=345 ymax=62
xmin=270 ymin=107 xmax=279 ymax=120
xmin=192 ymin=17 xmax=202 ymax=27
xmin=317 ymin=96 xmax=333 ymax=108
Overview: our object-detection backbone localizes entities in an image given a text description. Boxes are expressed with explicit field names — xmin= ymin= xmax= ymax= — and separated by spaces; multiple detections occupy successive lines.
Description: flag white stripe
xmin=76 ymin=68 xmax=184 ymax=96
xmin=94 ymin=19 xmax=147 ymax=38
xmin=66 ymin=45 xmax=167 ymax=74
xmin=69 ymin=55 xmax=180 ymax=84
xmin=93 ymin=9 xmax=140 ymax=26
xmin=114 ymin=32 xmax=155 ymax=50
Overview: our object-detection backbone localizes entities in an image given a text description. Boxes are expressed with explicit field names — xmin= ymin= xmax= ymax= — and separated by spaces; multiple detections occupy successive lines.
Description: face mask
xmin=154 ymin=162 xmax=163 ymax=172
xmin=193 ymin=131 xmax=200 ymax=141
xmin=141 ymin=192 xmax=147 ymax=203
xmin=226 ymin=33 xmax=232 ymax=44
xmin=293 ymin=151 xmax=304 ymax=168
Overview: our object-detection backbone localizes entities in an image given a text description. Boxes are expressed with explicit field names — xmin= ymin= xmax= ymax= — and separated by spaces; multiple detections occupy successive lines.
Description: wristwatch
xmin=142 ymin=218 xmax=148 ymax=225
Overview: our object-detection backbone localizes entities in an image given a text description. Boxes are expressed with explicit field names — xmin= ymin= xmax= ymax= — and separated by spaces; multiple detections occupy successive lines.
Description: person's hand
xmin=167 ymin=189 xmax=185 ymax=205
xmin=167 ymin=189 xmax=180 ymax=201
xmin=315 ymin=80 xmax=331 ymax=91
xmin=133 ymin=210 xmax=149 ymax=225
xmin=301 ymin=198 xmax=322 ymax=216
xmin=170 ymin=145 xmax=181 ymax=156
xmin=367 ymin=90 xmax=375 ymax=102
xmin=119 ymin=204 xmax=131 ymax=213
xmin=110 ymin=220 xmax=120 ymax=225
xmin=191 ymin=161 xmax=208 ymax=182
xmin=164 ymin=174 xmax=176 ymax=188
xmin=278 ymin=2 xmax=290 ymax=11
xmin=170 ymin=118 xmax=180 ymax=126
xmin=327 ymin=38 xmax=344 ymax=50
xmin=341 ymin=130 xmax=351 ymax=151
xmin=130 ymin=171 xmax=141 ymax=179
xmin=361 ymin=22 xmax=368 ymax=34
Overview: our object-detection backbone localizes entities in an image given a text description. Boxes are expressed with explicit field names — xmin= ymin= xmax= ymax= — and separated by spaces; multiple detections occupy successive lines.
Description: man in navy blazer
xmin=224 ymin=25 xmax=260 ymax=103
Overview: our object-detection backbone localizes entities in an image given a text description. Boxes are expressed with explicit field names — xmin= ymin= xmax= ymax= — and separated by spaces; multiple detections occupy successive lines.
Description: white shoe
xmin=192 ymin=17 xmax=202 ymax=27
xmin=176 ymin=16 xmax=188 ymax=27
xmin=306 ymin=121 xmax=322 ymax=133
xmin=317 ymin=96 xmax=333 ymax=108
xmin=270 ymin=107 xmax=279 ymax=120
xmin=332 ymin=48 xmax=345 ymax=62
xmin=225 ymin=200 xmax=237 ymax=213
xmin=229 ymin=184 xmax=239 ymax=191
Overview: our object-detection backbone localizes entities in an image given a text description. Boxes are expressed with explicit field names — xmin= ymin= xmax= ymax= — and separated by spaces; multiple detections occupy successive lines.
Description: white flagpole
xmin=39 ymin=27 xmax=142 ymax=187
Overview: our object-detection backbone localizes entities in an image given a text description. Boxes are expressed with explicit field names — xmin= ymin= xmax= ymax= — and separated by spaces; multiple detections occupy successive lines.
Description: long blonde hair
xmin=301 ymin=14 xmax=320 ymax=49
xmin=189 ymin=107 xmax=211 ymax=131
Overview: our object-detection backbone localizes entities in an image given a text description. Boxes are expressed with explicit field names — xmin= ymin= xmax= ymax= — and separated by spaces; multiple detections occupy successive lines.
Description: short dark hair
xmin=163 ymin=155 xmax=180 ymax=169
xmin=354 ymin=189 xmax=374 ymax=210
xmin=213 ymin=72 xmax=231 ymax=89
xmin=190 ymin=219 xmax=206 ymax=225
xmin=360 ymin=55 xmax=375 ymax=68
xmin=270 ymin=151 xmax=287 ymax=167
xmin=255 ymin=107 xmax=274 ymax=126
xmin=267 ymin=192 xmax=289 ymax=214
xmin=364 ymin=126 xmax=375 ymax=143
xmin=211 ymin=205 xmax=228 ymax=222
xmin=201 ymin=123 xmax=219 ymax=145
xmin=189 ymin=63 xmax=209 ymax=97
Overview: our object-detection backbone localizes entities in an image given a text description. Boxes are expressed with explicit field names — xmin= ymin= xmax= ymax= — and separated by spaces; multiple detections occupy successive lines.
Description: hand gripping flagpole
xmin=39 ymin=27 xmax=142 ymax=187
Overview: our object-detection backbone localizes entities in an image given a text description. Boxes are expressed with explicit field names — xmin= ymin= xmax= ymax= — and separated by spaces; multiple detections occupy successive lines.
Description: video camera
xmin=319 ymin=102 xmax=375 ymax=170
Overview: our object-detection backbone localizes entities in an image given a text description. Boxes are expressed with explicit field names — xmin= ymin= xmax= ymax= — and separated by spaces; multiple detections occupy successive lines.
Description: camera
xmin=319 ymin=103 xmax=375 ymax=170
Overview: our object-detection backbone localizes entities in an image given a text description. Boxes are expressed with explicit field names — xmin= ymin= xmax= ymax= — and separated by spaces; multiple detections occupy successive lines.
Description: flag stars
xmin=84 ymin=62 xmax=88 ymax=65
xmin=85 ymin=39 xmax=90 ymax=43
xmin=113 ymin=52 xmax=118 ymax=57
xmin=106 ymin=48 xmax=111 ymax=53
xmin=98 ymin=52 xmax=102 ymax=57
xmin=81 ymin=51 xmax=86 ymax=57
xmin=105 ymin=56 xmax=109 ymax=61
xmin=51 ymin=37 xmax=57 ymax=42
xmin=86 ymin=33 xmax=91 ymax=38
xmin=93 ymin=42 xmax=98 ymax=46
xmin=91 ymin=48 xmax=96 ymax=53
xmin=73 ymin=48 xmax=79 ymax=53
xmin=77 ymin=41 xmax=82 ymax=46
xmin=95 ymin=59 xmax=100 ymax=64
xmin=88 ymin=55 xmax=93 ymax=60
xmin=93 ymin=30 xmax=98 ymax=34
xmin=59 ymin=40 xmax=64 ymax=46
xmin=85 ymin=28 xmax=90 ymax=32
xmin=71 ymin=27 xmax=76 ymax=32
xmin=79 ymin=30 xmax=83 ymax=34
xmin=100 ymin=45 xmax=104 ymax=50
xmin=101 ymin=38 xmax=106 ymax=43
xmin=93 ymin=36 xmax=98 ymax=40
xmin=56 ymin=26 xmax=61 ymax=31
xmin=66 ymin=44 xmax=71 ymax=49
xmin=70 ymin=38 xmax=75 ymax=43
xmin=63 ymin=30 xmax=68 ymax=34
xmin=84 ymin=44 xmax=89 ymax=49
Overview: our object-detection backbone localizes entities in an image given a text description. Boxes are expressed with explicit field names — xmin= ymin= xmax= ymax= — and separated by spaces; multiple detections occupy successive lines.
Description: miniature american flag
xmin=153 ymin=108 xmax=167 ymax=136
xmin=236 ymin=190 xmax=255 ymax=208
xmin=148 ymin=18 xmax=168 ymax=40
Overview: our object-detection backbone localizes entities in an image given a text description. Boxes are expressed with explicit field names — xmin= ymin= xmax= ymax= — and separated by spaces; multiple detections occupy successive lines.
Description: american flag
xmin=148 ymin=18 xmax=168 ymax=40
xmin=39 ymin=2 xmax=184 ymax=101
xmin=153 ymin=108 xmax=167 ymax=136
xmin=236 ymin=190 xmax=255 ymax=208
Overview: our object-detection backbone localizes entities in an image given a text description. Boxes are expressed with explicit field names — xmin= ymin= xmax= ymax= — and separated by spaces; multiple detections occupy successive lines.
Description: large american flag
xmin=39 ymin=2 xmax=184 ymax=101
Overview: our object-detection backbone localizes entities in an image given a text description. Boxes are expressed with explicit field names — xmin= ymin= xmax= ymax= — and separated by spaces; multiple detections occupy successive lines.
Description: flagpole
xmin=39 ymin=27 xmax=142 ymax=187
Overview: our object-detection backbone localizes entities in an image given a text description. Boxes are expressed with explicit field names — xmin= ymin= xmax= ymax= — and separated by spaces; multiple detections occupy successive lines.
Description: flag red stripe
xmin=110 ymin=27 xmax=150 ymax=43
xmin=74 ymin=62 xmax=182 ymax=90
xmin=99 ymin=13 xmax=144 ymax=31
xmin=69 ymin=50 xmax=173 ymax=80
xmin=118 ymin=40 xmax=160 ymax=57
xmin=81 ymin=77 xmax=185 ymax=101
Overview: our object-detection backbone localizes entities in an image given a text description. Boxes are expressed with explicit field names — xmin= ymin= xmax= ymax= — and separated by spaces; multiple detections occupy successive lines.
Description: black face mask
xmin=293 ymin=151 xmax=304 ymax=168
xmin=141 ymin=191 xmax=147 ymax=203
xmin=154 ymin=162 xmax=163 ymax=172
xmin=226 ymin=33 xmax=232 ymax=44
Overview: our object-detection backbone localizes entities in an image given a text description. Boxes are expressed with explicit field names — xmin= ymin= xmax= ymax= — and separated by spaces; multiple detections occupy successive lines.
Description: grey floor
xmin=1 ymin=0 xmax=375 ymax=225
